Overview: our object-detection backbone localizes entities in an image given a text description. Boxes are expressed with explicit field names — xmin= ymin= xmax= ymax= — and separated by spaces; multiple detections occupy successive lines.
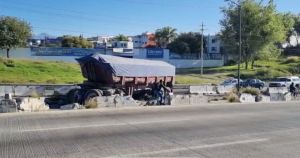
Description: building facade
xmin=205 ymin=35 xmax=223 ymax=54
xmin=131 ymin=32 xmax=156 ymax=48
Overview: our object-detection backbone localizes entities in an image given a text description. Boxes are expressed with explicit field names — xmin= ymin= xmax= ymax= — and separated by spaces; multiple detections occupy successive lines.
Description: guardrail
xmin=0 ymin=84 xmax=78 ymax=97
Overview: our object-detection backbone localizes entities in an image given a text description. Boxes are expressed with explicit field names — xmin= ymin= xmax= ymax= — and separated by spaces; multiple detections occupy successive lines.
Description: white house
xmin=111 ymin=41 xmax=133 ymax=49
xmin=87 ymin=35 xmax=114 ymax=48
xmin=205 ymin=35 xmax=222 ymax=54
xmin=131 ymin=32 xmax=156 ymax=48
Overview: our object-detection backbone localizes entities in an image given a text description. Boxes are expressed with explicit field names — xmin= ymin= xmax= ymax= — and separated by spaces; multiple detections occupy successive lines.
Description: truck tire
xmin=66 ymin=89 xmax=80 ymax=103
xmin=83 ymin=89 xmax=103 ymax=106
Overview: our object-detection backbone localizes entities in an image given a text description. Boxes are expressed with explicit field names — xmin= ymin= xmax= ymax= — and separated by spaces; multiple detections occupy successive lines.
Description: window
xmin=212 ymin=39 xmax=216 ymax=43
xmin=211 ymin=47 xmax=216 ymax=51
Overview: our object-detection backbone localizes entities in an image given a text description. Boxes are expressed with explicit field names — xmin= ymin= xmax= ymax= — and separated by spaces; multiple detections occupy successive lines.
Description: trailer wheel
xmin=66 ymin=89 xmax=80 ymax=103
xmin=83 ymin=89 xmax=103 ymax=106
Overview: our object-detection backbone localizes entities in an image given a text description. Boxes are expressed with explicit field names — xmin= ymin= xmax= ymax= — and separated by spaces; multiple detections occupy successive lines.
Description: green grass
xmin=1 ymin=56 xmax=300 ymax=85
xmin=0 ymin=58 xmax=84 ymax=84
xmin=176 ymin=56 xmax=300 ymax=84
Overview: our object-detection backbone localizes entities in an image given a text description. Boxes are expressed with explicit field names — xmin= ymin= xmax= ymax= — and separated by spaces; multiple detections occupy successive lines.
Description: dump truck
xmin=70 ymin=54 xmax=175 ymax=104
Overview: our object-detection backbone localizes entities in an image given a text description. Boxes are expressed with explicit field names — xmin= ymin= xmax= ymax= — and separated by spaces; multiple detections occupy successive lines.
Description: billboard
xmin=146 ymin=48 xmax=164 ymax=58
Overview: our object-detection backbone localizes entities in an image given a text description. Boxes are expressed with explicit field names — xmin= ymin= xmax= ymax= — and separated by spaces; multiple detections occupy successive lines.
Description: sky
xmin=0 ymin=0 xmax=299 ymax=37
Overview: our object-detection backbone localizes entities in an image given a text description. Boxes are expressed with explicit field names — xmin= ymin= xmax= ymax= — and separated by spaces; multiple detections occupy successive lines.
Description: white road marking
xmin=114 ymin=138 xmax=269 ymax=157
xmin=20 ymin=118 xmax=193 ymax=132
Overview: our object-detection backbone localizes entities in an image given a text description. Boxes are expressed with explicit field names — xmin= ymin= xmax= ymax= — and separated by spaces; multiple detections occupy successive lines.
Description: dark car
xmin=241 ymin=79 xmax=265 ymax=89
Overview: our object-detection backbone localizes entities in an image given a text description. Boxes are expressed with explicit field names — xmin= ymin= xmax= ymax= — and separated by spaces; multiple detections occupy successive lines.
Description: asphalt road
xmin=1 ymin=102 xmax=300 ymax=158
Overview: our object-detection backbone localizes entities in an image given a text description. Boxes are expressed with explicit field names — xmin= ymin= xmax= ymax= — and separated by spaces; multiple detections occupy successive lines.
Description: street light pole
xmin=200 ymin=22 xmax=204 ymax=75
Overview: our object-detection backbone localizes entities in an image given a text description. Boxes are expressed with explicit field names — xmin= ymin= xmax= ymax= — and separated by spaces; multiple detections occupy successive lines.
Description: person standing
xmin=290 ymin=82 xmax=296 ymax=98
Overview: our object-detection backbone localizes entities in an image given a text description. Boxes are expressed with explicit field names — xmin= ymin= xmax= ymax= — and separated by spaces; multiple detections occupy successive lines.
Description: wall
xmin=133 ymin=48 xmax=224 ymax=68
xmin=0 ymin=48 xmax=79 ymax=62
xmin=1 ymin=48 xmax=225 ymax=68
xmin=167 ymin=59 xmax=224 ymax=68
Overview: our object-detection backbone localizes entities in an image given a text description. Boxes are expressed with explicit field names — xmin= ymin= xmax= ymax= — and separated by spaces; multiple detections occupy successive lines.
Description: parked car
xmin=268 ymin=76 xmax=300 ymax=87
xmin=221 ymin=78 xmax=243 ymax=87
xmin=241 ymin=79 xmax=265 ymax=89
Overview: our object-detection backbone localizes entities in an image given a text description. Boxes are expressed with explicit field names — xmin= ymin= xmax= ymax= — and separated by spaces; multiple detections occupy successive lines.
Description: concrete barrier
xmin=0 ymin=99 xmax=17 ymax=113
xmin=216 ymin=86 xmax=234 ymax=94
xmin=239 ymin=93 xmax=256 ymax=103
xmin=170 ymin=94 xmax=208 ymax=105
xmin=270 ymin=93 xmax=291 ymax=101
xmin=93 ymin=96 xmax=141 ymax=108
xmin=0 ymin=85 xmax=78 ymax=97
xmin=19 ymin=97 xmax=49 ymax=112
xmin=261 ymin=95 xmax=271 ymax=102
xmin=189 ymin=85 xmax=216 ymax=94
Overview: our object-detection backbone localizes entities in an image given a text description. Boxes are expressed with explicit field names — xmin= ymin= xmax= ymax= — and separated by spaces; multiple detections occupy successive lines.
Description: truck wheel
xmin=66 ymin=89 xmax=80 ymax=103
xmin=83 ymin=89 xmax=103 ymax=106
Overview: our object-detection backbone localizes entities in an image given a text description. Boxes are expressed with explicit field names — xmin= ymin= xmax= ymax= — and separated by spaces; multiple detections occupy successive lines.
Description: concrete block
xmin=189 ymin=94 xmax=208 ymax=105
xmin=261 ymin=95 xmax=271 ymax=102
xmin=190 ymin=86 xmax=216 ymax=94
xmin=217 ymin=86 xmax=233 ymax=94
xmin=239 ymin=93 xmax=255 ymax=103
xmin=270 ymin=93 xmax=291 ymax=101
xmin=0 ymin=99 xmax=17 ymax=113
xmin=114 ymin=96 xmax=139 ymax=107
xmin=95 ymin=96 xmax=139 ymax=108
xmin=170 ymin=95 xmax=190 ymax=105
xmin=60 ymin=103 xmax=84 ymax=110
xmin=95 ymin=96 xmax=116 ymax=107
xmin=19 ymin=97 xmax=49 ymax=112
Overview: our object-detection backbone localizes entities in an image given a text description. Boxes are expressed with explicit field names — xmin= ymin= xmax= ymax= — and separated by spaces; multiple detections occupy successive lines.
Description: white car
xmin=221 ymin=78 xmax=243 ymax=87
xmin=268 ymin=76 xmax=300 ymax=87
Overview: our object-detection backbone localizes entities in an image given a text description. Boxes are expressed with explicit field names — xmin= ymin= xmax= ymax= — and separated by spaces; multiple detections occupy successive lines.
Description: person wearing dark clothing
xmin=290 ymin=82 xmax=296 ymax=98
xmin=153 ymin=80 xmax=170 ymax=105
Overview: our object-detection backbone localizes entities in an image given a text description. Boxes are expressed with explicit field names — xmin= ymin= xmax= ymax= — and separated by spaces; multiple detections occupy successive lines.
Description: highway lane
xmin=1 ymin=102 xmax=300 ymax=157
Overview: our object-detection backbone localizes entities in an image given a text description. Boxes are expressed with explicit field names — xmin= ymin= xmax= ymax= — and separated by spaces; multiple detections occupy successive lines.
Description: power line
xmin=0 ymin=2 xmax=150 ymax=26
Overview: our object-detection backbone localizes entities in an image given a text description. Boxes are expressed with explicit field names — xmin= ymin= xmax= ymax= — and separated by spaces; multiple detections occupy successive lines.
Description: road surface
xmin=1 ymin=102 xmax=300 ymax=157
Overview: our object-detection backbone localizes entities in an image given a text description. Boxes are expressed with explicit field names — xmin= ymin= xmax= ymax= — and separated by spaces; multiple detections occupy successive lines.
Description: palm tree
xmin=155 ymin=26 xmax=177 ymax=48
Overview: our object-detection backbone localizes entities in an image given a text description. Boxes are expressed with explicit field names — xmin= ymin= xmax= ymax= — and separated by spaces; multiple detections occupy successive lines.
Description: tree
xmin=220 ymin=0 xmax=289 ymax=69
xmin=167 ymin=32 xmax=206 ymax=56
xmin=168 ymin=40 xmax=190 ymax=54
xmin=294 ymin=14 xmax=300 ymax=34
xmin=114 ymin=34 xmax=129 ymax=41
xmin=0 ymin=16 xmax=31 ymax=58
xmin=61 ymin=35 xmax=93 ymax=48
xmin=155 ymin=26 xmax=177 ymax=48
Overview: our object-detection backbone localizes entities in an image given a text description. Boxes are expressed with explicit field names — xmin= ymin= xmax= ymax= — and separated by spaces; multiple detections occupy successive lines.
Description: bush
xmin=227 ymin=93 xmax=239 ymax=103
xmin=282 ymin=56 xmax=300 ymax=64
xmin=4 ymin=59 xmax=15 ymax=67
xmin=241 ymin=87 xmax=260 ymax=96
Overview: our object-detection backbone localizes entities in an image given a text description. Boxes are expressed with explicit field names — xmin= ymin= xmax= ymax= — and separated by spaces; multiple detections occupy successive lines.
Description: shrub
xmin=4 ymin=59 xmax=15 ymax=67
xmin=227 ymin=93 xmax=239 ymax=103
xmin=241 ymin=87 xmax=260 ymax=96
xmin=282 ymin=56 xmax=299 ymax=64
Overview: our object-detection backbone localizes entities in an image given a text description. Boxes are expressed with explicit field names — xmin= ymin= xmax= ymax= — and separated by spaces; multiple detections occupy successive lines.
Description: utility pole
xmin=237 ymin=3 xmax=242 ymax=93
xmin=200 ymin=22 xmax=204 ymax=75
